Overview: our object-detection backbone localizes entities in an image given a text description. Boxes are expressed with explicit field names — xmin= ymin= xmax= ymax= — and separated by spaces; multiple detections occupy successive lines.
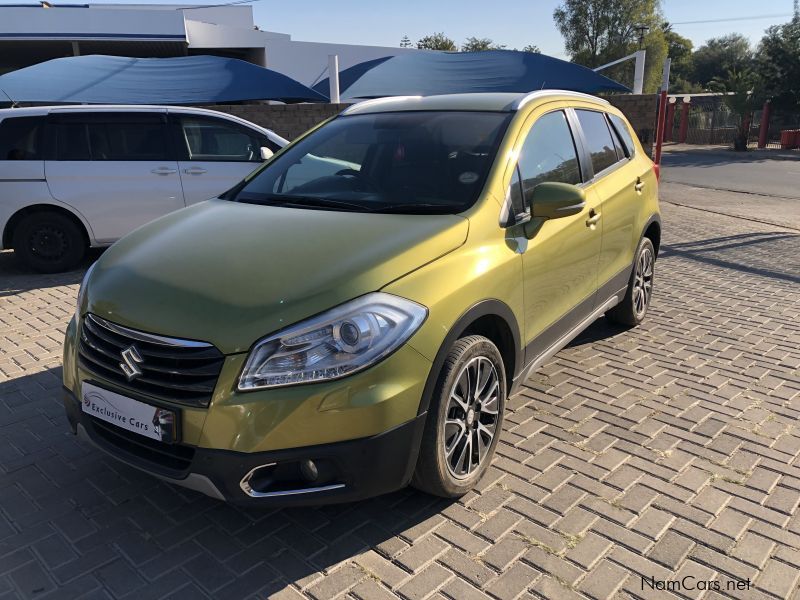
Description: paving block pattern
xmin=1 ymin=203 xmax=799 ymax=599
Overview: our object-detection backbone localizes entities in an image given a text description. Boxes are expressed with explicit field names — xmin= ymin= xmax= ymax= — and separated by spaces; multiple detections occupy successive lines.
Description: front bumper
xmin=64 ymin=386 xmax=426 ymax=505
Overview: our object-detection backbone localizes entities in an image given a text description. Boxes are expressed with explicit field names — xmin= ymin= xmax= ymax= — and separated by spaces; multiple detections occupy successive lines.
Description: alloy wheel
xmin=442 ymin=356 xmax=500 ymax=479
xmin=633 ymin=246 xmax=654 ymax=318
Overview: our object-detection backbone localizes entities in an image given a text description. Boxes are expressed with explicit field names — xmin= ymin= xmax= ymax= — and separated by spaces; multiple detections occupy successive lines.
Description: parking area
xmin=1 ymin=199 xmax=800 ymax=599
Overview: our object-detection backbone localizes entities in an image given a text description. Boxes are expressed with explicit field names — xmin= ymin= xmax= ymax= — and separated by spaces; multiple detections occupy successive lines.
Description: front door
xmin=172 ymin=114 xmax=278 ymax=205
xmin=45 ymin=111 xmax=184 ymax=243
xmin=513 ymin=109 xmax=602 ymax=360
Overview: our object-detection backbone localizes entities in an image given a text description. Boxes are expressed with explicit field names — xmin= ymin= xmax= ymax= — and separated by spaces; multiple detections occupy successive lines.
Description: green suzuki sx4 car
xmin=63 ymin=91 xmax=660 ymax=505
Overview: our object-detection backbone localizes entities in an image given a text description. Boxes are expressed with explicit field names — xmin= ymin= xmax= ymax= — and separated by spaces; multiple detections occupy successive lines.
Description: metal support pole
xmin=758 ymin=100 xmax=772 ymax=148
xmin=328 ymin=54 xmax=340 ymax=104
xmin=632 ymin=50 xmax=646 ymax=95
xmin=679 ymin=99 xmax=691 ymax=143
xmin=653 ymin=58 xmax=670 ymax=164
xmin=665 ymin=99 xmax=676 ymax=142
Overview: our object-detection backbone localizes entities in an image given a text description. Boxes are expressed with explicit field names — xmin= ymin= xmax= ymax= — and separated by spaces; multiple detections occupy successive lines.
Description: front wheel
xmin=606 ymin=237 xmax=655 ymax=327
xmin=412 ymin=335 xmax=506 ymax=498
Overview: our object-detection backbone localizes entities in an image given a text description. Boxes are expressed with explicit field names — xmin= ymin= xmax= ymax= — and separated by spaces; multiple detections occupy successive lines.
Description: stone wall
xmin=211 ymin=95 xmax=658 ymax=155
xmin=606 ymin=94 xmax=658 ymax=155
xmin=209 ymin=103 xmax=350 ymax=141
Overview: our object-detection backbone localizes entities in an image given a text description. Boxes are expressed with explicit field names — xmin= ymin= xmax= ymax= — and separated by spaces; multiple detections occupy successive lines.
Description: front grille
xmin=88 ymin=416 xmax=195 ymax=475
xmin=78 ymin=314 xmax=224 ymax=407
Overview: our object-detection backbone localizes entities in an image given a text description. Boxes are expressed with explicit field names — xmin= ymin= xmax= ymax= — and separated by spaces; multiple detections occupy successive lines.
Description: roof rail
xmin=341 ymin=96 xmax=423 ymax=115
xmin=512 ymin=90 xmax=610 ymax=110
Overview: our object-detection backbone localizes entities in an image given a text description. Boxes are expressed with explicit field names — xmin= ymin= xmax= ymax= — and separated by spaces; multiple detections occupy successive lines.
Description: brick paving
xmin=1 ymin=202 xmax=799 ymax=600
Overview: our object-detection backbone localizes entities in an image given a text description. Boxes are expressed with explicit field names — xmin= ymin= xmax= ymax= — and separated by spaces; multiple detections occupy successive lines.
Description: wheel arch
xmin=3 ymin=203 xmax=92 ymax=249
xmin=416 ymin=299 xmax=522 ymax=417
xmin=641 ymin=214 xmax=662 ymax=257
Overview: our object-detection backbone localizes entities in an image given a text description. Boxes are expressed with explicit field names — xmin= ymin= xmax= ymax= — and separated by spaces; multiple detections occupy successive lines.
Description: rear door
xmin=573 ymin=109 xmax=640 ymax=297
xmin=45 ymin=111 xmax=184 ymax=243
xmin=171 ymin=113 xmax=280 ymax=205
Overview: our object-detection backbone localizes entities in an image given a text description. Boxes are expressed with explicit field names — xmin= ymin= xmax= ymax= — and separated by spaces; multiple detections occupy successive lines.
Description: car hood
xmin=85 ymin=199 xmax=468 ymax=354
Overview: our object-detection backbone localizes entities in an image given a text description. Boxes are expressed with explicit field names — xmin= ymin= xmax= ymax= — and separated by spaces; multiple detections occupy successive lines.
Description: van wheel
xmin=412 ymin=335 xmax=506 ymax=498
xmin=12 ymin=212 xmax=86 ymax=273
xmin=606 ymin=237 xmax=655 ymax=327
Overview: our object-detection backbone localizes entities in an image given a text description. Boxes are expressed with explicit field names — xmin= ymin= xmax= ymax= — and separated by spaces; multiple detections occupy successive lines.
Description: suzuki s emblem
xmin=120 ymin=345 xmax=144 ymax=381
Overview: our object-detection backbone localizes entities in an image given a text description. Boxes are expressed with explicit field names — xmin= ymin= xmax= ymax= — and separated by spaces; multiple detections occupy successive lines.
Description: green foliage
xmin=691 ymin=34 xmax=752 ymax=87
xmin=662 ymin=24 xmax=701 ymax=92
xmin=553 ymin=0 xmax=665 ymax=92
xmin=709 ymin=69 xmax=763 ymax=150
xmin=756 ymin=19 xmax=800 ymax=109
xmin=416 ymin=32 xmax=457 ymax=51
xmin=400 ymin=35 xmax=412 ymax=48
xmin=462 ymin=37 xmax=506 ymax=52
xmin=522 ymin=44 xmax=541 ymax=53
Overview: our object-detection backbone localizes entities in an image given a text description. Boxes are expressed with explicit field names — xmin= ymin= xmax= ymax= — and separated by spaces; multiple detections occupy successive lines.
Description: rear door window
xmin=52 ymin=113 xmax=170 ymax=161
xmin=608 ymin=113 xmax=636 ymax=158
xmin=575 ymin=109 xmax=619 ymax=176
xmin=0 ymin=116 xmax=45 ymax=160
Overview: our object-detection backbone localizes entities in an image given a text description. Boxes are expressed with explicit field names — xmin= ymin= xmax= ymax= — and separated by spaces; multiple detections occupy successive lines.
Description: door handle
xmin=151 ymin=167 xmax=177 ymax=175
xmin=183 ymin=167 xmax=208 ymax=175
xmin=585 ymin=210 xmax=601 ymax=227
xmin=635 ymin=179 xmax=644 ymax=192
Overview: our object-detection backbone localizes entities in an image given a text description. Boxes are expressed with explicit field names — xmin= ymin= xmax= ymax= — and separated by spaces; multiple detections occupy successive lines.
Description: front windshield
xmin=230 ymin=110 xmax=512 ymax=214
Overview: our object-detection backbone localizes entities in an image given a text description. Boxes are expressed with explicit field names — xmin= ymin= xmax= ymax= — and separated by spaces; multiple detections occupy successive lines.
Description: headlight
xmin=238 ymin=292 xmax=427 ymax=390
xmin=76 ymin=262 xmax=96 ymax=318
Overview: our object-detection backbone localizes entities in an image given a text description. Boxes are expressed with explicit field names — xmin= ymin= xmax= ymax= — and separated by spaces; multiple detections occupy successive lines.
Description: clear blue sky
xmin=4 ymin=0 xmax=794 ymax=57
xmin=257 ymin=0 xmax=794 ymax=57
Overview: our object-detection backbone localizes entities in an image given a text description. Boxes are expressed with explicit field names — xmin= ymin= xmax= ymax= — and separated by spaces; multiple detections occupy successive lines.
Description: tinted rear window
xmin=0 ymin=116 xmax=44 ymax=160
xmin=576 ymin=110 xmax=618 ymax=175
xmin=53 ymin=113 xmax=170 ymax=161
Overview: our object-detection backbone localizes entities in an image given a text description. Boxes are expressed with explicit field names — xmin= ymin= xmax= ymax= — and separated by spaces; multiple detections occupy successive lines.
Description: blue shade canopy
xmin=0 ymin=55 xmax=329 ymax=104
xmin=314 ymin=50 xmax=629 ymax=99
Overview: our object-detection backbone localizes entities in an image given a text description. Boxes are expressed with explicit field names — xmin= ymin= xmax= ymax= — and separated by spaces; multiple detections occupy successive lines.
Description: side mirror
xmin=529 ymin=182 xmax=586 ymax=219
xmin=260 ymin=146 xmax=274 ymax=161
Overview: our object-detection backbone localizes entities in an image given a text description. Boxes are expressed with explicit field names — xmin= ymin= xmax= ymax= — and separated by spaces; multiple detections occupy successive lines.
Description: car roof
xmin=342 ymin=90 xmax=611 ymax=116
xmin=0 ymin=104 xmax=288 ymax=146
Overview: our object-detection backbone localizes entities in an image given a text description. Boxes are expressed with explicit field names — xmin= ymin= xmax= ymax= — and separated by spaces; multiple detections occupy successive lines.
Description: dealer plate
xmin=81 ymin=382 xmax=178 ymax=443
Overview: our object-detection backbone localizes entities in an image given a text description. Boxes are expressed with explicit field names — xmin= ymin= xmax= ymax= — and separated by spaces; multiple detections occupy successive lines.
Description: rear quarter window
xmin=608 ymin=113 xmax=636 ymax=158
xmin=0 ymin=116 xmax=45 ymax=160
xmin=575 ymin=109 xmax=619 ymax=175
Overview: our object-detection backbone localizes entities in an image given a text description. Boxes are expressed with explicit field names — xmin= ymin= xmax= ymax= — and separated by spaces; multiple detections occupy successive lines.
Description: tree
xmin=691 ymin=34 xmax=752 ymax=88
xmin=522 ymin=44 xmax=541 ymax=53
xmin=400 ymin=35 xmax=412 ymax=48
xmin=661 ymin=23 xmax=701 ymax=92
xmin=461 ymin=37 xmax=506 ymax=52
xmin=709 ymin=69 xmax=763 ymax=150
xmin=553 ymin=0 xmax=666 ymax=93
xmin=756 ymin=19 xmax=800 ymax=109
xmin=416 ymin=32 xmax=457 ymax=51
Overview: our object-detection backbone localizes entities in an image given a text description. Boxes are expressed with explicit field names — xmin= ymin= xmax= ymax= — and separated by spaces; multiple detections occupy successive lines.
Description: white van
xmin=0 ymin=105 xmax=288 ymax=272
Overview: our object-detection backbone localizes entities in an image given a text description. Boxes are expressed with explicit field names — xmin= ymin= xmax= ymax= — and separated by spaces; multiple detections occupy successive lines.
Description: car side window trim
xmin=606 ymin=113 xmax=636 ymax=159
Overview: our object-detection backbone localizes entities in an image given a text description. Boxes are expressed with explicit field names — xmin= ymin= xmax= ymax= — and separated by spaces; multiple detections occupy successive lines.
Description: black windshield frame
xmin=227 ymin=110 xmax=513 ymax=215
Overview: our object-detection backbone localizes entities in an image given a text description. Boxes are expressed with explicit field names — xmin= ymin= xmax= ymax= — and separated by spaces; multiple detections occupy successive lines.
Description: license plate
xmin=81 ymin=382 xmax=178 ymax=443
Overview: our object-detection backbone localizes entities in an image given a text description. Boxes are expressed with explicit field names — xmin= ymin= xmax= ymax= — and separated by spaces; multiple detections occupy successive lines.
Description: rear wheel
xmin=12 ymin=211 xmax=86 ymax=273
xmin=606 ymin=237 xmax=655 ymax=327
xmin=412 ymin=335 xmax=506 ymax=498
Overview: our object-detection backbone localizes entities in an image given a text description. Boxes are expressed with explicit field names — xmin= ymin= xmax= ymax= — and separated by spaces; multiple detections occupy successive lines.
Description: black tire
xmin=12 ymin=211 xmax=86 ymax=273
xmin=412 ymin=335 xmax=506 ymax=498
xmin=606 ymin=237 xmax=655 ymax=327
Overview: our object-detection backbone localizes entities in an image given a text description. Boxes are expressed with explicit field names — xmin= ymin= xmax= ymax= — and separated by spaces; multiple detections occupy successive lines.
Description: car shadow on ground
xmin=662 ymin=147 xmax=799 ymax=168
xmin=0 ymin=249 xmax=102 ymax=296
xmin=0 ymin=368 xmax=457 ymax=595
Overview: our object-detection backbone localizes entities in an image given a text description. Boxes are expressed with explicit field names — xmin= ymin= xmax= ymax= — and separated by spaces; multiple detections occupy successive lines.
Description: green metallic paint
xmin=64 ymin=92 xmax=660 ymax=457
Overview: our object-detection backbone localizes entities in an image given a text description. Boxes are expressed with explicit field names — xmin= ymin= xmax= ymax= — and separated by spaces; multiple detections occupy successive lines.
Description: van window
xmin=0 ymin=116 xmax=44 ymax=160
xmin=608 ymin=113 xmax=636 ymax=157
xmin=53 ymin=114 xmax=169 ymax=161
xmin=516 ymin=110 xmax=581 ymax=209
xmin=575 ymin=110 xmax=619 ymax=175
xmin=178 ymin=116 xmax=274 ymax=162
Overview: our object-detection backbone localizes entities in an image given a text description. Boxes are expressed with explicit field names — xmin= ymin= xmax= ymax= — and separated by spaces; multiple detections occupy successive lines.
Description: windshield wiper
xmin=368 ymin=203 xmax=465 ymax=214
xmin=235 ymin=193 xmax=368 ymax=212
